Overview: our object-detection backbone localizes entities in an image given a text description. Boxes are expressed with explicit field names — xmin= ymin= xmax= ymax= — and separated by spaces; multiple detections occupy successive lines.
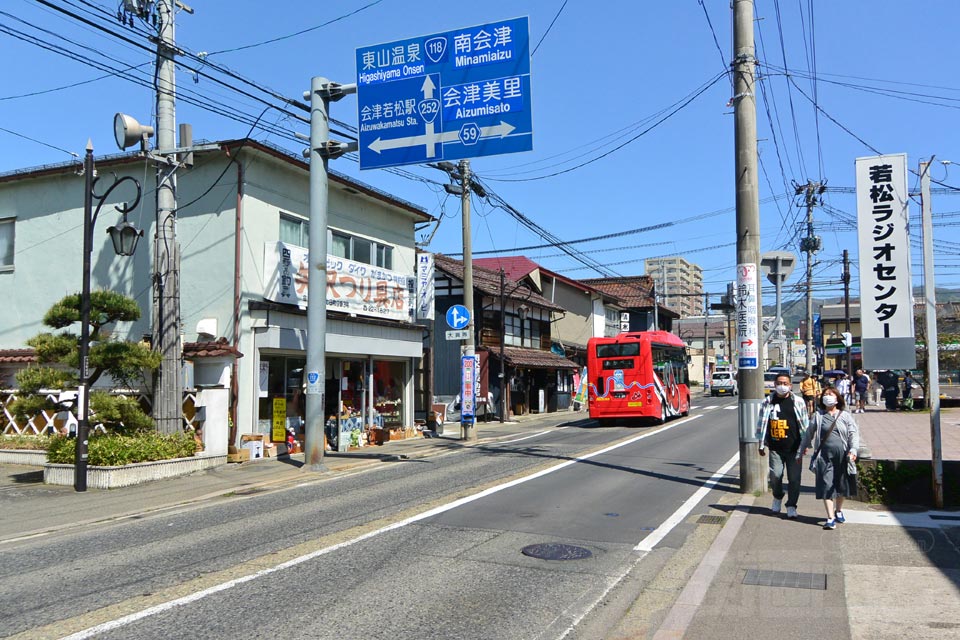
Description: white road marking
xmin=724 ymin=405 xmax=738 ymax=410
xmin=635 ymin=451 xmax=740 ymax=552
xmin=63 ymin=414 xmax=705 ymax=640
xmin=700 ymin=406 xmax=717 ymax=411
xmin=489 ymin=430 xmax=553 ymax=445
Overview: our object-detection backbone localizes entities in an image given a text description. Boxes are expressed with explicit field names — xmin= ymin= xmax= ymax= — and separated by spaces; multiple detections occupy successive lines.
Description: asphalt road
xmin=0 ymin=398 xmax=741 ymax=640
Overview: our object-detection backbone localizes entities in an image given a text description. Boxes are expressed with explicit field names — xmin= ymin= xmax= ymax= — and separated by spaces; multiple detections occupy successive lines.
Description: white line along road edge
xmin=64 ymin=414 xmax=720 ymax=640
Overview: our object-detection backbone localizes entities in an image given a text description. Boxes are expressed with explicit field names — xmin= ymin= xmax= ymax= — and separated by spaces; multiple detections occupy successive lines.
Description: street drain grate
xmin=742 ymin=569 xmax=826 ymax=590
xmin=697 ymin=515 xmax=726 ymax=525
xmin=521 ymin=543 xmax=592 ymax=561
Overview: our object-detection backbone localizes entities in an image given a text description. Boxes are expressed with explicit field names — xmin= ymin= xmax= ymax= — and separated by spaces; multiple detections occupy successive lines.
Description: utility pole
xmin=499 ymin=268 xmax=507 ymax=424
xmin=460 ymin=159 xmax=477 ymax=442
xmin=842 ymin=249 xmax=852 ymax=375
xmin=152 ymin=0 xmax=182 ymax=434
xmin=920 ymin=160 xmax=944 ymax=508
xmin=303 ymin=78 xmax=356 ymax=467
xmin=798 ymin=181 xmax=823 ymax=376
xmin=703 ymin=293 xmax=710 ymax=391
xmin=733 ymin=0 xmax=764 ymax=494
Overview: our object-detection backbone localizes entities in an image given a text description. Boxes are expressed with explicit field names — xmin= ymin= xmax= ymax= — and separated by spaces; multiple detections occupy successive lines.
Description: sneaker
xmin=823 ymin=519 xmax=837 ymax=530
xmin=786 ymin=506 xmax=798 ymax=519
xmin=835 ymin=510 xmax=846 ymax=524
xmin=771 ymin=498 xmax=783 ymax=514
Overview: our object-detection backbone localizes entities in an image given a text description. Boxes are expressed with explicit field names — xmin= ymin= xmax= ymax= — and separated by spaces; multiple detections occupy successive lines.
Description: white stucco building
xmin=0 ymin=139 xmax=431 ymax=448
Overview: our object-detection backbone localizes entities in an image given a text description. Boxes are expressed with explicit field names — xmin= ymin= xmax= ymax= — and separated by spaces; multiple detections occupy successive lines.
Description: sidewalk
xmin=0 ymin=411 xmax=579 ymax=542
xmin=644 ymin=406 xmax=960 ymax=640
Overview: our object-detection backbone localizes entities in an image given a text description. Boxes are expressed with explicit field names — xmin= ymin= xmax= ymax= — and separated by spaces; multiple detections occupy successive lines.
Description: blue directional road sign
xmin=356 ymin=17 xmax=532 ymax=170
xmin=446 ymin=304 xmax=470 ymax=330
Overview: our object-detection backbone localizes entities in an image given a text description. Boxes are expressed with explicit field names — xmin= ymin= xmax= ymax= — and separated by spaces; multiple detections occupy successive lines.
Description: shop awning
xmin=490 ymin=346 xmax=579 ymax=370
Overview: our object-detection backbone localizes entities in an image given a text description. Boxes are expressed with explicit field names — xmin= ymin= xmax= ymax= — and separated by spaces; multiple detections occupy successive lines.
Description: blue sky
xmin=3 ymin=1 xmax=959 ymax=314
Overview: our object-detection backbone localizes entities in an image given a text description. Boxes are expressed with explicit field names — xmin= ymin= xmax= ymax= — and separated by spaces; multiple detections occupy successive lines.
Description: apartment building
xmin=644 ymin=256 xmax=704 ymax=318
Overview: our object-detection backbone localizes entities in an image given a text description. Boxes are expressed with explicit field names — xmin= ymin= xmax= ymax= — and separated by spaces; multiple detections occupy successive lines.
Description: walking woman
xmin=798 ymin=387 xmax=860 ymax=530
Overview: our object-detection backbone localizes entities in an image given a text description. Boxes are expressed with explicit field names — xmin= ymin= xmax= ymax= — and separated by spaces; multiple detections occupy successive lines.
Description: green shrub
xmin=0 ymin=435 xmax=52 ymax=450
xmin=46 ymin=431 xmax=198 ymax=466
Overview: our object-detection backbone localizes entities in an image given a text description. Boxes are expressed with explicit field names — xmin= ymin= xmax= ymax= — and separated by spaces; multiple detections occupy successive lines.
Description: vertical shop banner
xmin=258 ymin=361 xmax=269 ymax=398
xmin=272 ymin=397 xmax=286 ymax=442
xmin=855 ymin=154 xmax=916 ymax=369
xmin=736 ymin=263 xmax=759 ymax=369
xmin=416 ymin=252 xmax=435 ymax=320
xmin=461 ymin=354 xmax=476 ymax=421
xmin=263 ymin=241 xmax=416 ymax=323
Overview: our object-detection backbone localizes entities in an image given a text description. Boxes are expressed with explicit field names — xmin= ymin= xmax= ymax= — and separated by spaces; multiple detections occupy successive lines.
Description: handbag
xmin=847 ymin=455 xmax=858 ymax=476
xmin=809 ymin=413 xmax=839 ymax=472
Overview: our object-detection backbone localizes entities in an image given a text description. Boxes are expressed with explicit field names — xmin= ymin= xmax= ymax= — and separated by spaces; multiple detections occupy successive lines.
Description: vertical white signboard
xmin=856 ymin=154 xmax=916 ymax=369
xmin=416 ymin=252 xmax=435 ymax=321
xmin=736 ymin=263 xmax=759 ymax=369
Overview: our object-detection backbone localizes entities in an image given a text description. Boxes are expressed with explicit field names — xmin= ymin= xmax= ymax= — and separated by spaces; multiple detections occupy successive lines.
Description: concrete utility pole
xmin=798 ymin=181 xmax=823 ymax=376
xmin=460 ymin=159 xmax=477 ymax=442
xmin=303 ymin=78 xmax=356 ymax=468
xmin=152 ymin=0 xmax=182 ymax=434
xmin=920 ymin=160 xmax=944 ymax=508
xmin=733 ymin=0 xmax=765 ymax=494
xmin=842 ymin=249 xmax=852 ymax=375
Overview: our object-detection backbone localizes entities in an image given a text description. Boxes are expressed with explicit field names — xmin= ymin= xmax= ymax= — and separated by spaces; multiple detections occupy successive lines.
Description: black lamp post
xmin=75 ymin=141 xmax=143 ymax=492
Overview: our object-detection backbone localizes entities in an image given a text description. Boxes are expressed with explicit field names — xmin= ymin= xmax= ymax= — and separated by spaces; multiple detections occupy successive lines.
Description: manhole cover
xmin=697 ymin=515 xmax=726 ymax=525
xmin=742 ymin=569 xmax=826 ymax=590
xmin=521 ymin=543 xmax=592 ymax=561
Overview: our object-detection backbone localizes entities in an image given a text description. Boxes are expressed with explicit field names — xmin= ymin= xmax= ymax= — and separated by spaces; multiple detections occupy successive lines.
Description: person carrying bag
xmin=798 ymin=387 xmax=860 ymax=530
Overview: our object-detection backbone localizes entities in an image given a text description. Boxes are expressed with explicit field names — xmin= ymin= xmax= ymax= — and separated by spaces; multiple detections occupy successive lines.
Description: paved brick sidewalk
xmin=856 ymin=405 xmax=960 ymax=461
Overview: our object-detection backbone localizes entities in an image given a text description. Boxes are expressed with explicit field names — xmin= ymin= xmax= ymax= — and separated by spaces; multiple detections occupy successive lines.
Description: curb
xmin=652 ymin=493 xmax=754 ymax=639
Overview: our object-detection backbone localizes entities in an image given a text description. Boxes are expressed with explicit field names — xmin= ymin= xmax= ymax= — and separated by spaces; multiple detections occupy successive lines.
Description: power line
xmin=483 ymin=71 xmax=728 ymax=182
xmin=206 ymin=0 xmax=387 ymax=56
xmin=531 ymin=0 xmax=568 ymax=56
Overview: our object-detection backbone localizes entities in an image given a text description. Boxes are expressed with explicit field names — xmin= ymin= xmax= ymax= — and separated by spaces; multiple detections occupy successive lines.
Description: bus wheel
xmin=656 ymin=403 xmax=667 ymax=425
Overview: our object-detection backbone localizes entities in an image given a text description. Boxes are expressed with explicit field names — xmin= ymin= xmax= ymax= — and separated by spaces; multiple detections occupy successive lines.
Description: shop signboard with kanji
xmin=855 ymin=154 xmax=916 ymax=369
xmin=736 ymin=262 xmax=759 ymax=369
xmin=263 ymin=241 xmax=415 ymax=323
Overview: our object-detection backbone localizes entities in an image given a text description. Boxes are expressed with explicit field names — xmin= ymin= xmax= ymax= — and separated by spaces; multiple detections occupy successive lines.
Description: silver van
xmin=711 ymin=371 xmax=738 ymax=397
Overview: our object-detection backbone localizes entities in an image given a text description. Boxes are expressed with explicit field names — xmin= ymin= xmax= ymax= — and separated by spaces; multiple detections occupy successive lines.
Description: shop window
xmin=280 ymin=214 xmax=309 ymax=247
xmin=329 ymin=229 xmax=394 ymax=269
xmin=257 ymin=355 xmax=307 ymax=439
xmin=0 ymin=217 xmax=13 ymax=271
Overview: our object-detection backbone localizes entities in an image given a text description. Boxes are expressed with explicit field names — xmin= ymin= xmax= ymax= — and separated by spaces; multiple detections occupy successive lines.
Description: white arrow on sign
xmin=368 ymin=120 xmax=516 ymax=155
xmin=421 ymin=76 xmax=437 ymax=158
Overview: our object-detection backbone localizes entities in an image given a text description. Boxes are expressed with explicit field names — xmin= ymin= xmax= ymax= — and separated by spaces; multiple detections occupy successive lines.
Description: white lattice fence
xmin=0 ymin=389 xmax=159 ymax=436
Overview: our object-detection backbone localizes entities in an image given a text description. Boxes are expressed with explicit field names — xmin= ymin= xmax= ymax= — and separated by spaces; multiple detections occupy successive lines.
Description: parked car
xmin=711 ymin=371 xmax=738 ymax=397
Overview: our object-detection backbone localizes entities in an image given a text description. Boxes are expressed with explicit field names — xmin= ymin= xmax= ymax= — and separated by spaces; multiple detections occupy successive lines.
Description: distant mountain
xmin=762 ymin=287 xmax=960 ymax=334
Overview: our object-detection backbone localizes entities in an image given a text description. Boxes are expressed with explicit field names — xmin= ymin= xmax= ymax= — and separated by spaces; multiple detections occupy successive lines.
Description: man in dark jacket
xmin=756 ymin=373 xmax=810 ymax=519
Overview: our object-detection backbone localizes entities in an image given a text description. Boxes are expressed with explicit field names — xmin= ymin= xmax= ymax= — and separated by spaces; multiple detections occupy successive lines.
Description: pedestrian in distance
xmin=880 ymin=370 xmax=899 ymax=411
xmin=799 ymin=387 xmax=860 ymax=530
xmin=757 ymin=373 xmax=810 ymax=519
xmin=800 ymin=372 xmax=819 ymax=415
xmin=853 ymin=369 xmax=870 ymax=414
xmin=836 ymin=373 xmax=852 ymax=407
xmin=901 ymin=372 xmax=915 ymax=411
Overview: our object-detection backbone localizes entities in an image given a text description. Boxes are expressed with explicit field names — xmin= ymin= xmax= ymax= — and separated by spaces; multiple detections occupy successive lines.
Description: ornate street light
xmin=75 ymin=140 xmax=143 ymax=492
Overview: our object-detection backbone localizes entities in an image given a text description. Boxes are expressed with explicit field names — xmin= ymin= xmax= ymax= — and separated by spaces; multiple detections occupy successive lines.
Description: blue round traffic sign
xmin=446 ymin=304 xmax=470 ymax=329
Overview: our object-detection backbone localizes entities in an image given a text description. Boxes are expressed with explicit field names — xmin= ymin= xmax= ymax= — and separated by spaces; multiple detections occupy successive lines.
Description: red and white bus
xmin=586 ymin=331 xmax=691 ymax=425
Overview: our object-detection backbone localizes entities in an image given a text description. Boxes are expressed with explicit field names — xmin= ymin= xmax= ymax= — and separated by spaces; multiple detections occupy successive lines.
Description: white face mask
xmin=822 ymin=395 xmax=838 ymax=408
xmin=775 ymin=384 xmax=791 ymax=396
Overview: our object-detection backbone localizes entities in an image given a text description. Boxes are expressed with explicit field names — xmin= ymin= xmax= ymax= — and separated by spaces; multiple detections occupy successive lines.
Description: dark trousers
xmin=769 ymin=448 xmax=802 ymax=508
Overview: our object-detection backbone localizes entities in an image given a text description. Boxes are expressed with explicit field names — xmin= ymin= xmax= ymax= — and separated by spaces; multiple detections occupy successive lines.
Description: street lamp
xmin=75 ymin=140 xmax=143 ymax=492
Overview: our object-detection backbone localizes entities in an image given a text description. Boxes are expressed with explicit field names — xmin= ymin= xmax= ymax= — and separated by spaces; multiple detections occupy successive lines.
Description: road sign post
xmin=356 ymin=17 xmax=532 ymax=170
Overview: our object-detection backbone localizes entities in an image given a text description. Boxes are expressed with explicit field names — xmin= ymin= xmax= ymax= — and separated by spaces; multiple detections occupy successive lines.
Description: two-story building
xmin=0 ymin=139 xmax=431 ymax=447
xmin=428 ymin=255 xmax=578 ymax=417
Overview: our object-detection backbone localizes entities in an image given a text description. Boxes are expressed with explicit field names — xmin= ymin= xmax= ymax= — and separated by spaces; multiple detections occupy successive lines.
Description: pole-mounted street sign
xmin=445 ymin=304 xmax=471 ymax=330
xmin=356 ymin=17 xmax=532 ymax=170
